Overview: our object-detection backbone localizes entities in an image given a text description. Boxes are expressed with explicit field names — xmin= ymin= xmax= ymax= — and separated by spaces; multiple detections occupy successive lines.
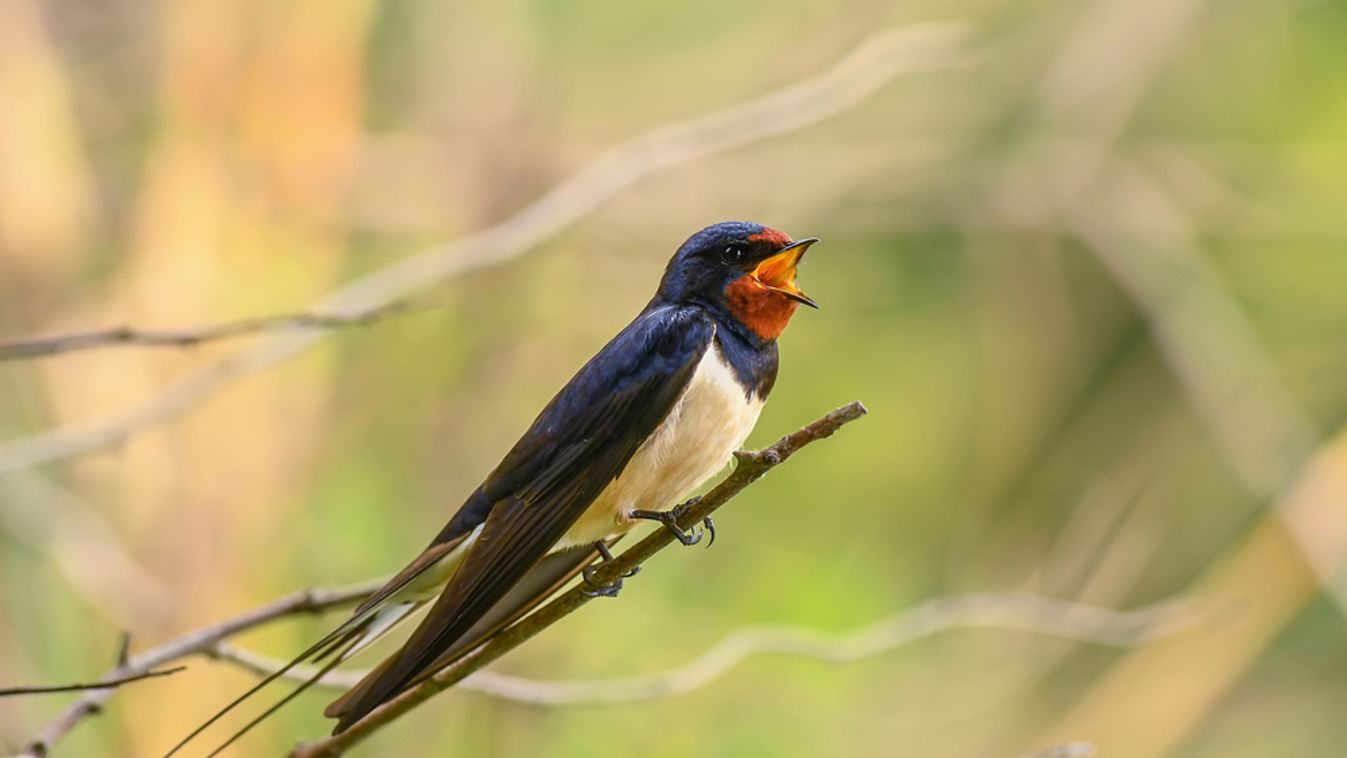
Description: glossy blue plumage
xmin=330 ymin=221 xmax=791 ymax=731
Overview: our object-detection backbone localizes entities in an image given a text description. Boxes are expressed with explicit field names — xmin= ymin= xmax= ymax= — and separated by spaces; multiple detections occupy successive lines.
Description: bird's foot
xmin=630 ymin=499 xmax=716 ymax=548
xmin=580 ymin=572 xmax=621 ymax=598
xmin=581 ymin=541 xmax=639 ymax=598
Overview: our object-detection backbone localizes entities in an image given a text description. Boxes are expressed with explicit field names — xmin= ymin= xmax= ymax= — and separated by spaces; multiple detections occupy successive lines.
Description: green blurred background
xmin=3 ymin=0 xmax=1347 ymax=756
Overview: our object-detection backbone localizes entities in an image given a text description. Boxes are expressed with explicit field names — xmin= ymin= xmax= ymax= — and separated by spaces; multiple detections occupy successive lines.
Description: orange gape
xmin=723 ymin=275 xmax=801 ymax=341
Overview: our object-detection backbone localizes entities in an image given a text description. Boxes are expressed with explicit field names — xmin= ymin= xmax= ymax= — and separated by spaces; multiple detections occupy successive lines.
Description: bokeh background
xmin=2 ymin=0 xmax=1346 ymax=756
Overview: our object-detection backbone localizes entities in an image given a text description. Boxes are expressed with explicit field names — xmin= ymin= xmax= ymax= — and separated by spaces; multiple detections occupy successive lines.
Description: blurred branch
xmin=1039 ymin=162 xmax=1347 ymax=756
xmin=16 ymin=581 xmax=379 ymax=758
xmin=1025 ymin=0 xmax=1341 ymax=616
xmin=1069 ymin=164 xmax=1319 ymax=494
xmin=0 ymin=22 xmax=970 ymax=476
xmin=1034 ymin=0 xmax=1208 ymax=200
xmin=0 ymin=667 xmax=184 ymax=697
xmin=289 ymin=401 xmax=868 ymax=756
xmin=0 ymin=473 xmax=174 ymax=627
xmin=1037 ymin=432 xmax=1347 ymax=755
xmin=1026 ymin=0 xmax=1323 ymax=496
xmin=1010 ymin=0 xmax=1347 ymax=752
xmin=213 ymin=592 xmax=1202 ymax=706
xmin=0 ymin=300 xmax=430 ymax=361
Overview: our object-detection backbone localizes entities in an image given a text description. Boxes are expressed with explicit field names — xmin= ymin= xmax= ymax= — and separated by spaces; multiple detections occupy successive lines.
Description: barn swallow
xmin=169 ymin=221 xmax=818 ymax=755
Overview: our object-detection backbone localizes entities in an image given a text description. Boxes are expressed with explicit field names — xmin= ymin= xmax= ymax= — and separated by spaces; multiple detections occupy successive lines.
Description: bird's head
xmin=657 ymin=221 xmax=818 ymax=342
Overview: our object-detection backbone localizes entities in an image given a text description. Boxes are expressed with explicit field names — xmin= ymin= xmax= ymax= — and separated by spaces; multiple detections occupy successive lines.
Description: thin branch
xmin=286 ymin=402 xmax=850 ymax=755
xmin=16 ymin=581 xmax=379 ymax=758
xmin=0 ymin=22 xmax=970 ymax=476
xmin=0 ymin=301 xmax=429 ymax=361
xmin=212 ymin=592 xmax=1201 ymax=706
xmin=0 ymin=667 xmax=185 ymax=697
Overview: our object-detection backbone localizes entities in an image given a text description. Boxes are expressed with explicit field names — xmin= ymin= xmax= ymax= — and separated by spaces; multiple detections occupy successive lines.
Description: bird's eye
xmin=721 ymin=245 xmax=747 ymax=265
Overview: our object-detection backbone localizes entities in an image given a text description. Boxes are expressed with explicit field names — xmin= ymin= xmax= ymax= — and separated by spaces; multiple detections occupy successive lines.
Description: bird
xmin=168 ymin=220 xmax=818 ymax=756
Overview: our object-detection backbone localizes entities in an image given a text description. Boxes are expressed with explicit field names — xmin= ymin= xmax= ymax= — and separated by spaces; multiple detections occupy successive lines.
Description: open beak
xmin=751 ymin=237 xmax=819 ymax=308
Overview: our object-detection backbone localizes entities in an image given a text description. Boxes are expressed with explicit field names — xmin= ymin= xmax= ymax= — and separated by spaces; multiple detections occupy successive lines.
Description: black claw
xmin=703 ymin=516 xmax=716 ymax=548
xmin=581 ymin=578 xmax=622 ymax=598
xmin=582 ymin=540 xmax=636 ymax=598
xmin=630 ymin=508 xmax=704 ymax=546
xmin=668 ymin=521 xmax=701 ymax=545
xmin=682 ymin=524 xmax=704 ymax=546
xmin=581 ymin=565 xmax=623 ymax=598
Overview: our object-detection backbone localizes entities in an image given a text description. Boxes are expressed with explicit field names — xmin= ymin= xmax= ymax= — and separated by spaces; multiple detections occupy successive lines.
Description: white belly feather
xmin=558 ymin=342 xmax=765 ymax=549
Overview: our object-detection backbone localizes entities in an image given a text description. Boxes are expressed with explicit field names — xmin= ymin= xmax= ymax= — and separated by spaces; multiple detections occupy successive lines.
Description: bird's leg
xmin=630 ymin=496 xmax=715 ymax=547
xmin=581 ymin=541 xmax=640 ymax=598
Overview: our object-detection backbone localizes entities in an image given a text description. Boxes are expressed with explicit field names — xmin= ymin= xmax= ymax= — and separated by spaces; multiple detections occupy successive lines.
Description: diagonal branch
xmin=0 ymin=22 xmax=969 ymax=475
xmin=288 ymin=401 xmax=856 ymax=755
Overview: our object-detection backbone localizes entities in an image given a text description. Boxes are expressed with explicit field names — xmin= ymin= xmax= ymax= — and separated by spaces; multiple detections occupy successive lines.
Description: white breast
xmin=559 ymin=342 xmax=765 ymax=548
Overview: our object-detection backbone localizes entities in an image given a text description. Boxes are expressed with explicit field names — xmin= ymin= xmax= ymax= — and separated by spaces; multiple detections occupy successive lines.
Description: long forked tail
xmin=324 ymin=540 xmax=613 ymax=732
xmin=202 ymin=647 xmax=350 ymax=758
xmin=166 ymin=527 xmax=483 ymax=755
xmin=162 ymin=601 xmax=421 ymax=758
xmin=161 ymin=619 xmax=368 ymax=757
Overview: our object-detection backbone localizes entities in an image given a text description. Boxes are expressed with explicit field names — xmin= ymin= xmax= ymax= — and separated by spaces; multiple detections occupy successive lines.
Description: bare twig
xmin=0 ymin=667 xmax=185 ymax=697
xmin=212 ymin=592 xmax=1201 ymax=706
xmin=17 ymin=582 xmax=379 ymax=758
xmin=0 ymin=22 xmax=970 ymax=476
xmin=0 ymin=301 xmax=429 ymax=361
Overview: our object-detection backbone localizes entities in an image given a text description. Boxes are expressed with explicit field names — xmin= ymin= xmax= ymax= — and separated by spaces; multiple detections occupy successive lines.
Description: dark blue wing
xmin=327 ymin=304 xmax=715 ymax=730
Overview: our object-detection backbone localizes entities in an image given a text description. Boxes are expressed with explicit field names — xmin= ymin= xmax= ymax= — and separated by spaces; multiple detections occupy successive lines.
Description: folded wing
xmin=327 ymin=305 xmax=715 ymax=732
